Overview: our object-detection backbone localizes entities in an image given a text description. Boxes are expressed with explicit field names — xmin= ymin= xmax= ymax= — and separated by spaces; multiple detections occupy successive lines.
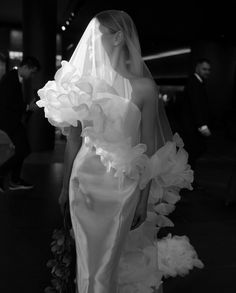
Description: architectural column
xmin=23 ymin=0 xmax=57 ymax=151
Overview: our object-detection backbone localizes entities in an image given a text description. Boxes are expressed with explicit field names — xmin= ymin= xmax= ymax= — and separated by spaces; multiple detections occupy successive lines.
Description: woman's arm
xmin=59 ymin=123 xmax=82 ymax=212
xmin=131 ymin=79 xmax=157 ymax=230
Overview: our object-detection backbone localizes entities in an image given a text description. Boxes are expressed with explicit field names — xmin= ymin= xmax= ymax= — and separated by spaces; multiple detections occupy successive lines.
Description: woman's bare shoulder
xmin=130 ymin=77 xmax=158 ymax=104
xmin=131 ymin=76 xmax=156 ymax=90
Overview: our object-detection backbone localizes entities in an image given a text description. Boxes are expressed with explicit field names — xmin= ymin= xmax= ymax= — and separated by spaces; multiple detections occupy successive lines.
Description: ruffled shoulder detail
xmin=36 ymin=61 xmax=94 ymax=128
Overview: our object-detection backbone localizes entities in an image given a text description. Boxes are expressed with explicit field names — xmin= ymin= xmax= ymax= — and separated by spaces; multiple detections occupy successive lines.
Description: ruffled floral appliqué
xmin=37 ymin=61 xmax=93 ymax=128
xmin=157 ymin=234 xmax=204 ymax=277
xmin=117 ymin=134 xmax=201 ymax=293
xmin=146 ymin=133 xmax=194 ymax=228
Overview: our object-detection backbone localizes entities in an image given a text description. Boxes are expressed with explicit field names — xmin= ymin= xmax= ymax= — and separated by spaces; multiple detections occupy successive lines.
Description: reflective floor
xmin=1 ymin=132 xmax=236 ymax=293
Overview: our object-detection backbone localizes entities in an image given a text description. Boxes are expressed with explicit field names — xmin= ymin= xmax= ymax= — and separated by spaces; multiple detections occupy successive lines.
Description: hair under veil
xmin=97 ymin=10 xmax=173 ymax=145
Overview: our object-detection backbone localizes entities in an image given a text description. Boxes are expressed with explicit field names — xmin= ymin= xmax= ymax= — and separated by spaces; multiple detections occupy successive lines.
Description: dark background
xmin=1 ymin=2 xmax=236 ymax=293
xmin=1 ymin=0 xmax=236 ymax=54
xmin=1 ymin=0 xmax=236 ymax=148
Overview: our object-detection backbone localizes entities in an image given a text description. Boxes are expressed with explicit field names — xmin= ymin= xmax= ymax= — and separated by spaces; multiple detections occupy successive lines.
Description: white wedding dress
xmin=37 ymin=60 xmax=204 ymax=293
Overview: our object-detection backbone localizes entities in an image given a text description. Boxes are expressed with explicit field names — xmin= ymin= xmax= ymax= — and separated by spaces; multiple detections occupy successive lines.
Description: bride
xmin=37 ymin=10 xmax=203 ymax=293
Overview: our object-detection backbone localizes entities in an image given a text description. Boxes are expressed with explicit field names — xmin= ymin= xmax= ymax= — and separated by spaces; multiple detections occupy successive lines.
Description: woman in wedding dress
xmin=37 ymin=10 xmax=204 ymax=293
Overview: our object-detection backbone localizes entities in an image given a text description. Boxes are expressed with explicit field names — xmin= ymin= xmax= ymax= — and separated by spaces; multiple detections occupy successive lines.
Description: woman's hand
xmin=131 ymin=199 xmax=147 ymax=230
xmin=58 ymin=188 xmax=69 ymax=214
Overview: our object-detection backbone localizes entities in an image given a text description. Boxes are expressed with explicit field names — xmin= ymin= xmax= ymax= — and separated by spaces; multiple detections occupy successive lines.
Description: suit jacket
xmin=180 ymin=74 xmax=210 ymax=134
xmin=0 ymin=69 xmax=26 ymax=135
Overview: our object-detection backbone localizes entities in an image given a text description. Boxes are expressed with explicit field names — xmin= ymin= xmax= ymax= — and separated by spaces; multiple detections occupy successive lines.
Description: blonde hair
xmin=95 ymin=10 xmax=142 ymax=75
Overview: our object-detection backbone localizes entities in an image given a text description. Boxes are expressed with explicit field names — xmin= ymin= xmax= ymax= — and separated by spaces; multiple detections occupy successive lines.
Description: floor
xmin=1 ymin=131 xmax=236 ymax=293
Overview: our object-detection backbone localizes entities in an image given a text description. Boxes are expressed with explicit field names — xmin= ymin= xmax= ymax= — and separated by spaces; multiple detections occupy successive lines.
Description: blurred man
xmin=0 ymin=56 xmax=40 ymax=191
xmin=180 ymin=58 xmax=212 ymax=181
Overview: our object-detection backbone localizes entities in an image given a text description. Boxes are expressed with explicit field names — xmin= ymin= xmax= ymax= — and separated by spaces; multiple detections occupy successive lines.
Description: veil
xmin=68 ymin=10 xmax=173 ymax=147
xmin=37 ymin=10 xmax=172 ymax=146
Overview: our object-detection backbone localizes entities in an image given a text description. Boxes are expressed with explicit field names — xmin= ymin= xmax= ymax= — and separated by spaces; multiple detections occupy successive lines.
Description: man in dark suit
xmin=0 ymin=56 xmax=40 ymax=191
xmin=180 ymin=58 xmax=212 ymax=173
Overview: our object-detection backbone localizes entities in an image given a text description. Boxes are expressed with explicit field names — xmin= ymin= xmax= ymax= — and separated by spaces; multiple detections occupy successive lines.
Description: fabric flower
xmin=162 ymin=188 xmax=181 ymax=204
xmin=146 ymin=211 xmax=174 ymax=228
xmin=146 ymin=133 xmax=194 ymax=228
xmin=150 ymin=141 xmax=193 ymax=190
xmin=154 ymin=203 xmax=176 ymax=216
xmin=157 ymin=234 xmax=204 ymax=277
xmin=37 ymin=60 xmax=93 ymax=128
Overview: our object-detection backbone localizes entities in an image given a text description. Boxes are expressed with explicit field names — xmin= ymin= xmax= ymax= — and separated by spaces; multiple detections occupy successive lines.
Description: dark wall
xmin=23 ymin=0 xmax=57 ymax=151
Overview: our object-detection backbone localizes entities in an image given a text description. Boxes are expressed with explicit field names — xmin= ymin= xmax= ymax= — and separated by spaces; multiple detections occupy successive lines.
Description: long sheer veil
xmin=68 ymin=10 xmax=173 ymax=148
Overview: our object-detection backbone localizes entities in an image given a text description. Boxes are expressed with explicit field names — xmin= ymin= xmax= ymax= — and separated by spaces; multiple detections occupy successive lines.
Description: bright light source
xmin=9 ymin=51 xmax=23 ymax=59
xmin=67 ymin=43 xmax=74 ymax=51
xmin=66 ymin=21 xmax=70 ymax=25
xmin=71 ymin=12 xmax=75 ymax=17
xmin=162 ymin=94 xmax=168 ymax=102
xmin=61 ymin=26 xmax=66 ymax=31
xmin=143 ymin=48 xmax=191 ymax=61
xmin=56 ymin=55 xmax=62 ymax=62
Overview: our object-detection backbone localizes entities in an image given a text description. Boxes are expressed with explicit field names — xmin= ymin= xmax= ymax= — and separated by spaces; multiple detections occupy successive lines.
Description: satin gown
xmin=36 ymin=58 xmax=204 ymax=293
xmin=69 ymin=95 xmax=143 ymax=293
